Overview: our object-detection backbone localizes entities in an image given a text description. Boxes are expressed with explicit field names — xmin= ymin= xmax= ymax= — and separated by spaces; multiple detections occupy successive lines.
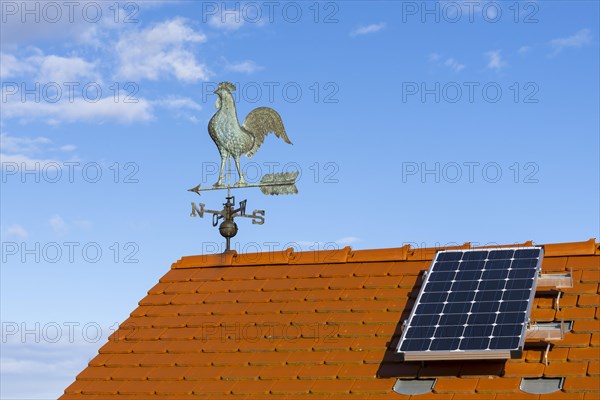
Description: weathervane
xmin=188 ymin=81 xmax=299 ymax=253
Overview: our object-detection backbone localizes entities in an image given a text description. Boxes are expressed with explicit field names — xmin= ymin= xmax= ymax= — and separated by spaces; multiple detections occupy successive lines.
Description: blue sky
xmin=1 ymin=1 xmax=598 ymax=398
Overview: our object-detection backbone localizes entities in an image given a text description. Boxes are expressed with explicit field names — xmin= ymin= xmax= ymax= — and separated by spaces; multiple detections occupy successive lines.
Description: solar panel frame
xmin=396 ymin=246 xmax=544 ymax=361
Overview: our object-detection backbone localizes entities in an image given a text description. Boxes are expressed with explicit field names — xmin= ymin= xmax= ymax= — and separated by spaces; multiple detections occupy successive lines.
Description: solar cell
xmin=397 ymin=247 xmax=543 ymax=361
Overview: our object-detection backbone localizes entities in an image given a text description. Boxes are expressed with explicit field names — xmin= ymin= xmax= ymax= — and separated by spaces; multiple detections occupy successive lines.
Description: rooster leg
xmin=213 ymin=153 xmax=227 ymax=188
xmin=233 ymin=155 xmax=246 ymax=187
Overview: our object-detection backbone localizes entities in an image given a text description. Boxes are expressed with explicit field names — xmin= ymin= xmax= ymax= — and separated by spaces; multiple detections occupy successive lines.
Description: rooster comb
xmin=218 ymin=81 xmax=236 ymax=92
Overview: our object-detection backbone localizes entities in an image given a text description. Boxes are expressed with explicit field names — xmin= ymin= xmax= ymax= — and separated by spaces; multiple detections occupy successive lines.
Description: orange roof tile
xmin=60 ymin=239 xmax=600 ymax=398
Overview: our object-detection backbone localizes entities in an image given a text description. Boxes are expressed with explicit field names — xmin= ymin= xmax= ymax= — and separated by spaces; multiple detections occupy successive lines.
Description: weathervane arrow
xmin=188 ymin=171 xmax=299 ymax=196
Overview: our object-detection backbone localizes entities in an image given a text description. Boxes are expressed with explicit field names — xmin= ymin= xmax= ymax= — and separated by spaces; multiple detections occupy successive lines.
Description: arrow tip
xmin=188 ymin=184 xmax=202 ymax=195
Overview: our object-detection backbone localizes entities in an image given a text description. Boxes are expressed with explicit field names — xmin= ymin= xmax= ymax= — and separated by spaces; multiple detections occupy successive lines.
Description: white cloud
xmin=2 ymin=94 xmax=154 ymax=124
xmin=0 ymin=53 xmax=35 ymax=78
xmin=2 ymin=89 xmax=202 ymax=125
xmin=1 ymin=51 xmax=99 ymax=83
xmin=35 ymin=55 xmax=99 ymax=83
xmin=226 ymin=60 xmax=264 ymax=74
xmin=549 ymin=29 xmax=592 ymax=55
xmin=0 ymin=134 xmax=62 ymax=171
xmin=208 ymin=12 xmax=245 ymax=31
xmin=428 ymin=52 xmax=441 ymax=62
xmin=351 ymin=23 xmax=386 ymax=37
xmin=1 ymin=1 xmax=132 ymax=47
xmin=60 ymin=144 xmax=77 ymax=152
xmin=153 ymin=96 xmax=202 ymax=111
xmin=49 ymin=215 xmax=67 ymax=235
xmin=1 ymin=134 xmax=51 ymax=154
xmin=140 ymin=18 xmax=206 ymax=45
xmin=1 ymin=18 xmax=215 ymax=124
xmin=5 ymin=224 xmax=28 ymax=239
xmin=115 ymin=18 xmax=210 ymax=82
xmin=0 ymin=152 xmax=54 ymax=167
xmin=153 ymin=96 xmax=202 ymax=123
xmin=484 ymin=50 xmax=507 ymax=70
xmin=0 ymin=133 xmax=82 ymax=173
xmin=518 ymin=46 xmax=531 ymax=55
xmin=0 ymin=152 xmax=66 ymax=173
xmin=444 ymin=58 xmax=465 ymax=72
xmin=0 ymin=16 xmax=309 ymax=126
xmin=428 ymin=54 xmax=465 ymax=72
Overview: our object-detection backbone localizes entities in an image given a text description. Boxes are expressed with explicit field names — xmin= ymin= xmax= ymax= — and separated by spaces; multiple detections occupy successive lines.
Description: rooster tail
xmin=243 ymin=107 xmax=292 ymax=157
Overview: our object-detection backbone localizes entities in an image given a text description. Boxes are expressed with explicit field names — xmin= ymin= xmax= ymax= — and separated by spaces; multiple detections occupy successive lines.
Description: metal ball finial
xmin=219 ymin=220 xmax=238 ymax=239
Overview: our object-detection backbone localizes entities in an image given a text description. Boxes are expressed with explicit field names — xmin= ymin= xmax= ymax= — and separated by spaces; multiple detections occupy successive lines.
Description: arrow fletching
xmin=259 ymin=172 xmax=299 ymax=195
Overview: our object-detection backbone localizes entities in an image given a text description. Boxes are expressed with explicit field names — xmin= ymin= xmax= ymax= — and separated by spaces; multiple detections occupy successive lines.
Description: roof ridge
xmin=171 ymin=239 xmax=598 ymax=269
xmin=543 ymin=238 xmax=599 ymax=257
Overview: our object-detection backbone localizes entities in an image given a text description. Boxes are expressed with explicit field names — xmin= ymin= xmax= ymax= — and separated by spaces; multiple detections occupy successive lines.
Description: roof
xmin=60 ymin=238 xmax=600 ymax=399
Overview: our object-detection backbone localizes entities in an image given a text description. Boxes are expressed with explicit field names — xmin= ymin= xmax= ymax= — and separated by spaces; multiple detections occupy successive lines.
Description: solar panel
xmin=397 ymin=247 xmax=543 ymax=361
